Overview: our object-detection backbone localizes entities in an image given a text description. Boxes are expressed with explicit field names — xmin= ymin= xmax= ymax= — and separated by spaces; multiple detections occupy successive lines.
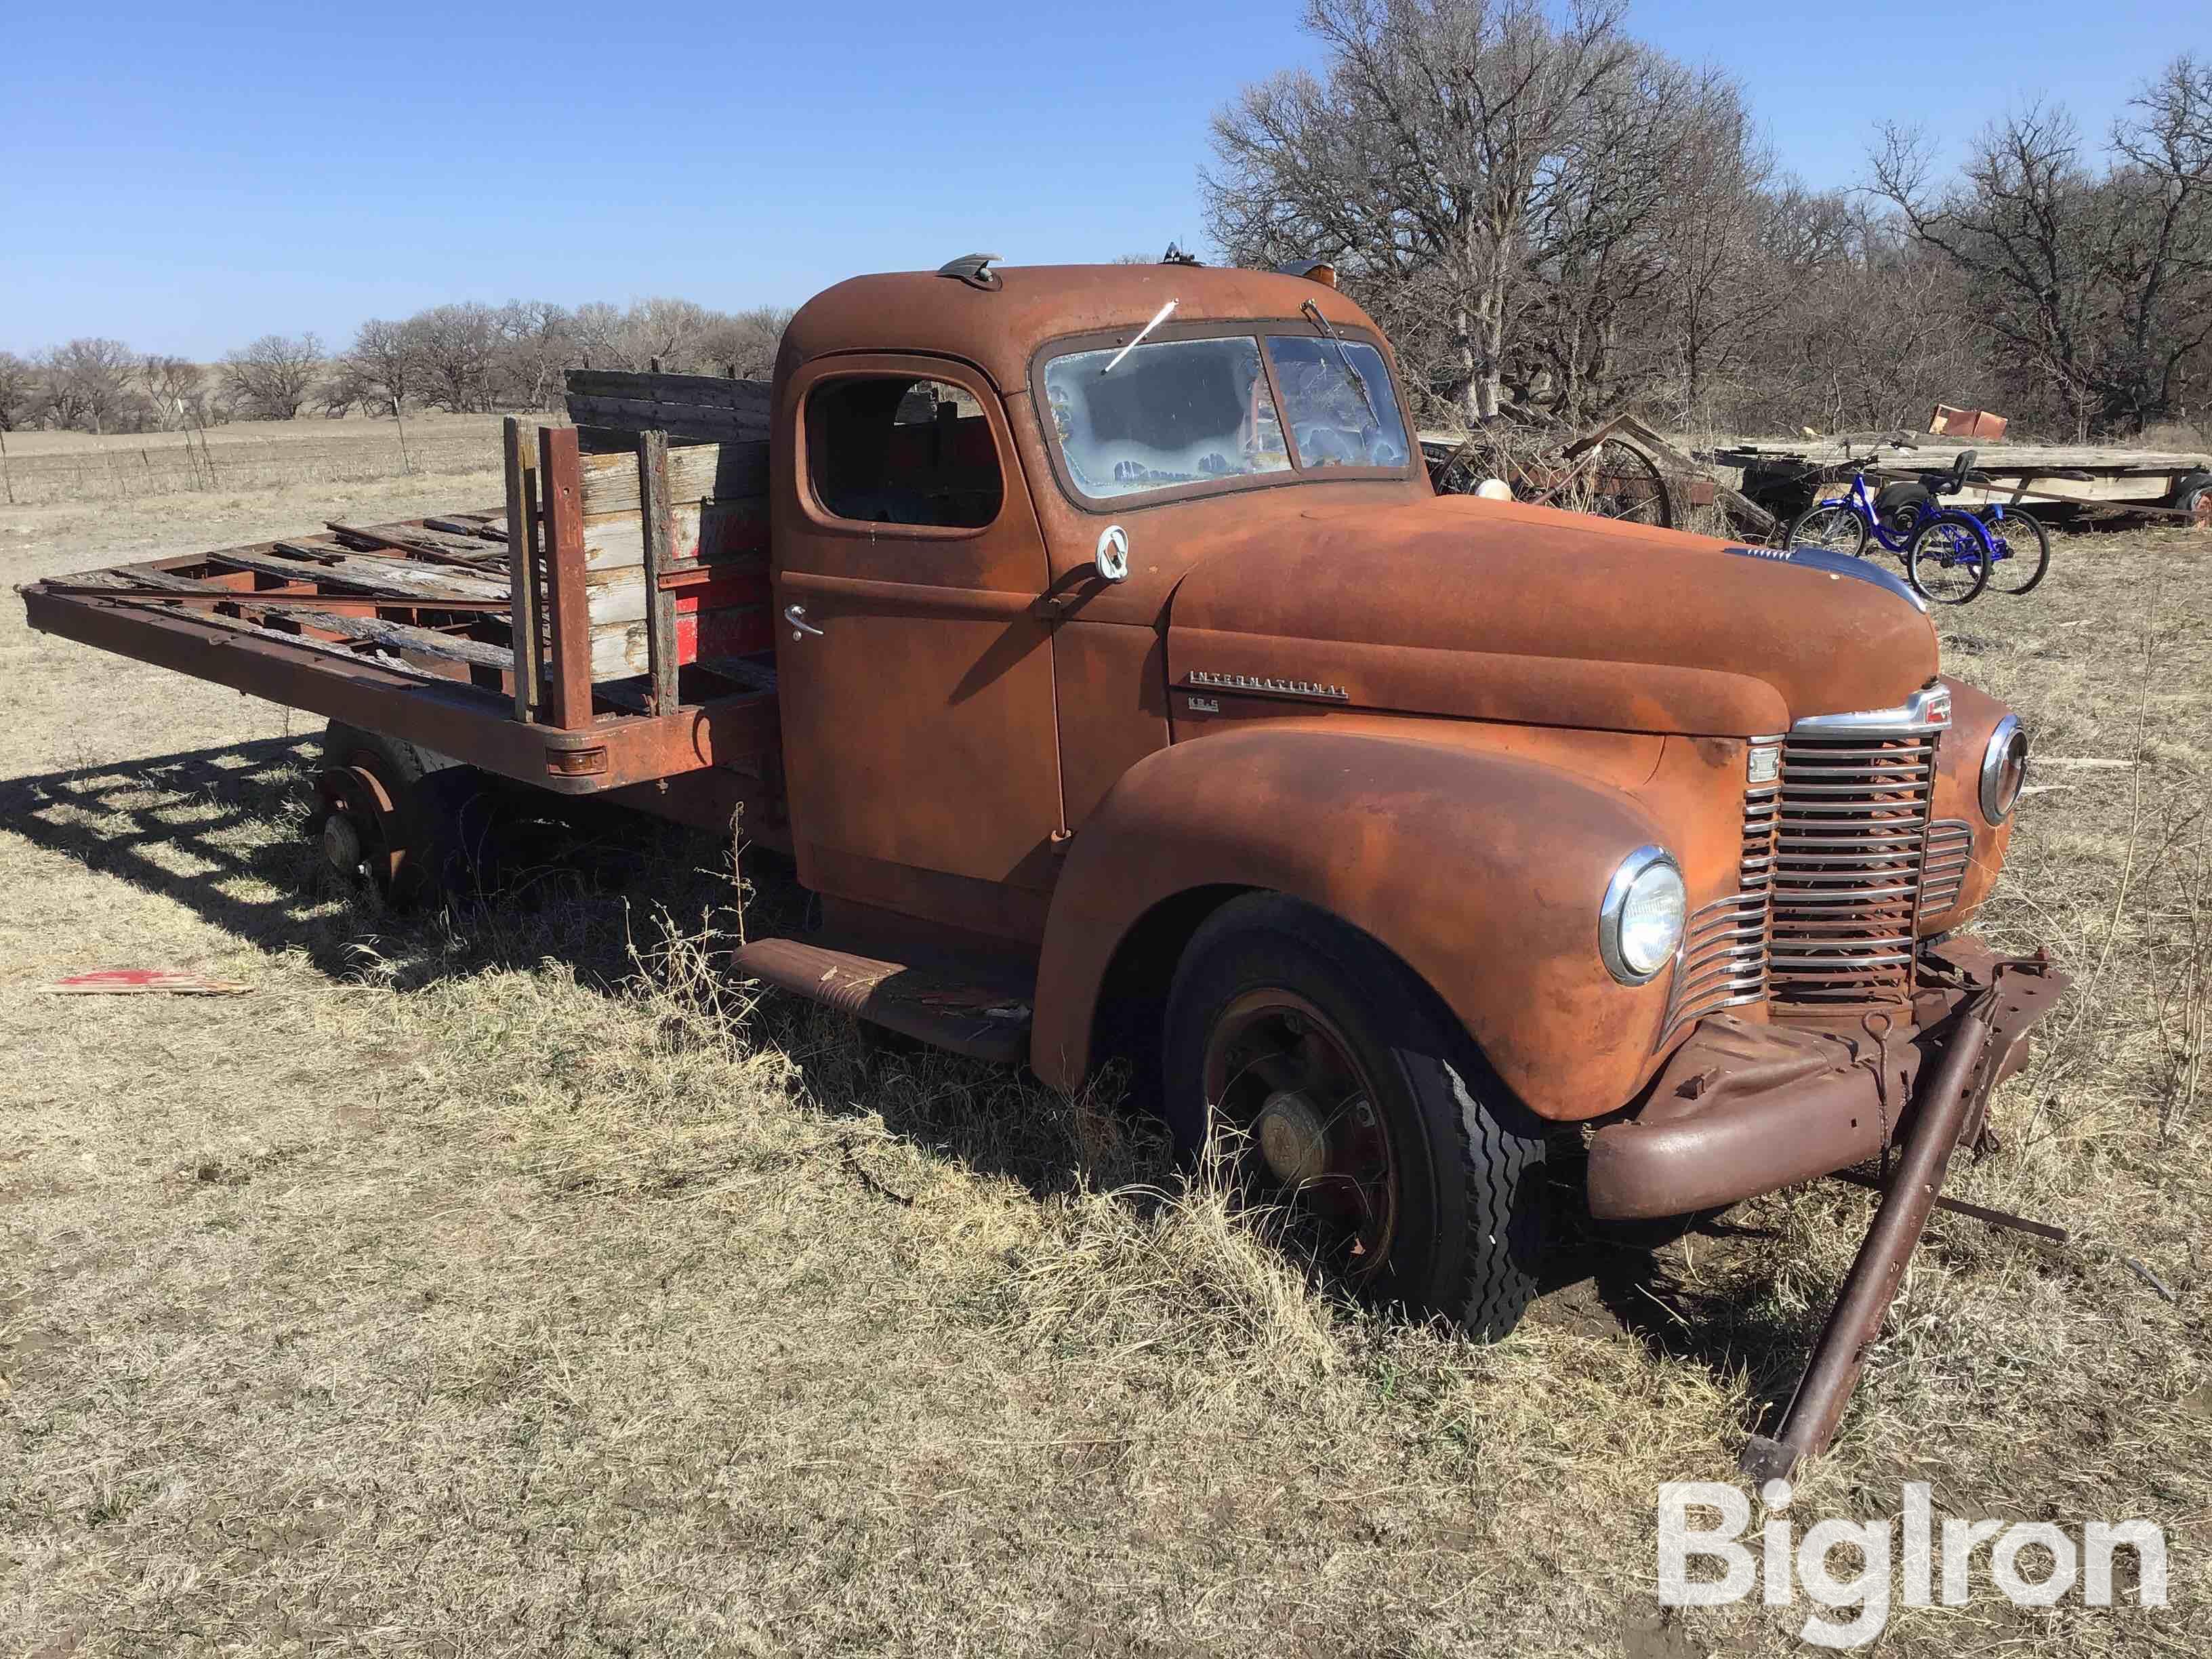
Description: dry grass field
xmin=1 ymin=452 xmax=2207 ymax=1656
xmin=0 ymin=414 xmax=508 ymax=507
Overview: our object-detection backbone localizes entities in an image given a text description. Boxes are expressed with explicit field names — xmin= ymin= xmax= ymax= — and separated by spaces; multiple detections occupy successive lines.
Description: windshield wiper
xmin=1302 ymin=298 xmax=1378 ymax=423
xmin=1102 ymin=300 xmax=1177 ymax=375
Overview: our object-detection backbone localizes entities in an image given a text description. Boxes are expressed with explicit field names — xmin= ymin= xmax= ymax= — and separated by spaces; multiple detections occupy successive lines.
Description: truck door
xmin=773 ymin=355 xmax=1064 ymax=926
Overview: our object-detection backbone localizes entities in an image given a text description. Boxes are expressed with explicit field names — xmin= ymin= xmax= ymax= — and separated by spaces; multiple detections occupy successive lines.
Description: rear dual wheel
xmin=310 ymin=724 xmax=499 ymax=907
xmin=1162 ymin=895 xmax=1550 ymax=1338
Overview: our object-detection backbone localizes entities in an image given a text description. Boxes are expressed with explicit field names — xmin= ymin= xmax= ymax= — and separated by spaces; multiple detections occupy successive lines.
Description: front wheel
xmin=1162 ymin=893 xmax=1551 ymax=1338
xmin=1785 ymin=502 xmax=1869 ymax=558
xmin=1906 ymin=516 xmax=1992 ymax=605
xmin=1985 ymin=508 xmax=2051 ymax=595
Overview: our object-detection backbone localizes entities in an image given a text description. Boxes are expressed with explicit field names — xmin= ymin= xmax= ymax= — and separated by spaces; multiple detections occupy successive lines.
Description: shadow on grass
xmin=0 ymin=733 xmax=1143 ymax=1208
xmin=0 ymin=733 xmax=764 ymax=985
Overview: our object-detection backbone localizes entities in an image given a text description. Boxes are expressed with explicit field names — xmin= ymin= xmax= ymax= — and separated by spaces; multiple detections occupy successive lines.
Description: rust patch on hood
xmin=1166 ymin=494 xmax=1938 ymax=736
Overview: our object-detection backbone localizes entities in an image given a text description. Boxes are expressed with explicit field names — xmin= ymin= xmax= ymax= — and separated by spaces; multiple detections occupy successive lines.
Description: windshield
xmin=1040 ymin=328 xmax=1410 ymax=503
xmin=1042 ymin=336 xmax=1290 ymax=499
xmin=1264 ymin=335 xmax=1410 ymax=470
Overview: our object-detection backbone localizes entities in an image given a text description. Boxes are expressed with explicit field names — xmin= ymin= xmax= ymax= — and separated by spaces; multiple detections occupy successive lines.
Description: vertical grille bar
xmin=1659 ymin=746 xmax=1780 ymax=1041
xmin=1768 ymin=725 xmax=1939 ymax=1006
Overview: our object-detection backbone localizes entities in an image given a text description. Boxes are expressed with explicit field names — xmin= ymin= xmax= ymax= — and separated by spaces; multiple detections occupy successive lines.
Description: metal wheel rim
xmin=1985 ymin=514 xmax=2047 ymax=593
xmin=312 ymin=753 xmax=407 ymax=895
xmin=1792 ymin=505 xmax=1865 ymax=556
xmin=1200 ymin=989 xmax=1399 ymax=1281
xmin=1563 ymin=438 xmax=1670 ymax=527
xmin=1912 ymin=523 xmax=1985 ymax=604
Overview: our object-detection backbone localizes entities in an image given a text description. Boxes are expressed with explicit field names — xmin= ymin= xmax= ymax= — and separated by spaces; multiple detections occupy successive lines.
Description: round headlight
xmin=1980 ymin=715 xmax=2028 ymax=825
xmin=1601 ymin=846 xmax=1687 ymax=985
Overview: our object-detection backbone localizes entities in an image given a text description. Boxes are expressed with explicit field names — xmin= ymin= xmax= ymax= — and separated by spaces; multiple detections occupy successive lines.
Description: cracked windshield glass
xmin=1264 ymin=335 xmax=1409 ymax=469
xmin=1042 ymin=335 xmax=1290 ymax=499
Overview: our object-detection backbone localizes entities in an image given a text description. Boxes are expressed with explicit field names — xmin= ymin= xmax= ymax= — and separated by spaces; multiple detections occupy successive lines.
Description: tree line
xmin=1206 ymin=0 xmax=2212 ymax=440
xmin=0 ymin=298 xmax=793 ymax=436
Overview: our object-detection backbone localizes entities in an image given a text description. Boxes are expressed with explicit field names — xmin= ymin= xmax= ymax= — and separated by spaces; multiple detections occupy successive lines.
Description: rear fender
xmin=1031 ymin=724 xmax=1679 ymax=1121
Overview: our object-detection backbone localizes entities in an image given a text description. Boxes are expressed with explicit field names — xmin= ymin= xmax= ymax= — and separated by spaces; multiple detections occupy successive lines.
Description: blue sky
xmin=2 ymin=1 xmax=2201 ymax=358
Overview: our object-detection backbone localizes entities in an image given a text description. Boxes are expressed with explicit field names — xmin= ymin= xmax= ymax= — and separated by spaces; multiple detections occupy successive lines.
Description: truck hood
xmin=1164 ymin=494 xmax=1939 ymax=737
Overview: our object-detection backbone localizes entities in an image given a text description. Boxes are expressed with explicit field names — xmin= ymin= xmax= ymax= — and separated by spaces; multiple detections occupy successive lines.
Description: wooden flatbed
xmin=18 ymin=372 xmax=792 ymax=848
xmin=1713 ymin=435 xmax=2211 ymax=522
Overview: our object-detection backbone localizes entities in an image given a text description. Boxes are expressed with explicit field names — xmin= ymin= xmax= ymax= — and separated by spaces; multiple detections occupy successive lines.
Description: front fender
xmin=1921 ymin=675 xmax=2016 ymax=932
xmin=1031 ymin=723 xmax=1680 ymax=1120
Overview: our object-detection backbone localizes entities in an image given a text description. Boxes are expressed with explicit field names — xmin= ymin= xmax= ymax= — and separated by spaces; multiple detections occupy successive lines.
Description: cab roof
xmin=778 ymin=263 xmax=1387 ymax=393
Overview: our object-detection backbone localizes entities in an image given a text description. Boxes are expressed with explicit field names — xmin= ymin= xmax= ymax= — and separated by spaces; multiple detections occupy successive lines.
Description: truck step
xmin=733 ymin=937 xmax=1031 ymax=1065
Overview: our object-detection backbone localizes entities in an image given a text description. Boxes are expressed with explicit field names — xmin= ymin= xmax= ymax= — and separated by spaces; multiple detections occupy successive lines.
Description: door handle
xmin=784 ymin=604 xmax=825 ymax=640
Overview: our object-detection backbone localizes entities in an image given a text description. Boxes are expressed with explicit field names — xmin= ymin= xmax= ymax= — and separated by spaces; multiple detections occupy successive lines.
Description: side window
xmin=807 ymin=375 xmax=1004 ymax=529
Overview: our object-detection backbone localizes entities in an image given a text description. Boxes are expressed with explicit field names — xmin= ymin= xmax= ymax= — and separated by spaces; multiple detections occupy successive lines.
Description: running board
xmin=733 ymin=937 xmax=1032 ymax=1065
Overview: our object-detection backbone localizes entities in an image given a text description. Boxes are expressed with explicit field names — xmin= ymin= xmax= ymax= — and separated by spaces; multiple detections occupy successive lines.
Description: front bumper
xmin=1586 ymin=935 xmax=2068 ymax=1221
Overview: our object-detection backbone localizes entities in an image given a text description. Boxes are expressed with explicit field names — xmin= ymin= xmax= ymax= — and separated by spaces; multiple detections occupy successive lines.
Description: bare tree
xmin=0 ymin=351 xmax=38 ymax=431
xmin=137 ymin=355 xmax=207 ymax=428
xmin=222 ymin=332 xmax=324 ymax=420
xmin=336 ymin=317 xmax=421 ymax=415
xmin=1206 ymin=0 xmax=1636 ymax=422
xmin=43 ymin=338 xmax=150 ymax=432
xmin=697 ymin=304 xmax=793 ymax=380
xmin=1872 ymin=54 xmax=2212 ymax=436
xmin=407 ymin=304 xmax=500 ymax=412
xmin=491 ymin=300 xmax=574 ymax=408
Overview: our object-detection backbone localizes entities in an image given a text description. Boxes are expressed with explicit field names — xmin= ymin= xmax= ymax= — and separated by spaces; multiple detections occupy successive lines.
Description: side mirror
xmin=1094 ymin=524 xmax=1130 ymax=583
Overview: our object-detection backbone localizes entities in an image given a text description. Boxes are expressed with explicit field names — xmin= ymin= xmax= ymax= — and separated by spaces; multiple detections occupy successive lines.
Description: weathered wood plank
xmin=583 ymin=567 xmax=768 ymax=628
xmin=1717 ymin=440 xmax=2208 ymax=471
xmin=580 ymin=498 xmax=769 ymax=572
xmin=70 ymin=568 xmax=512 ymax=672
xmin=569 ymin=402 xmax=770 ymax=446
xmin=589 ymin=602 xmax=771 ymax=678
xmin=538 ymin=426 xmax=594 ymax=729
xmin=424 ymin=514 xmax=510 ymax=541
xmin=328 ymin=520 xmax=509 ymax=568
xmin=638 ymin=430 xmax=678 ymax=717
xmin=504 ymin=418 xmax=541 ymax=723
xmin=205 ymin=545 xmax=510 ymax=604
xmin=578 ymin=439 xmax=769 ymax=514
xmin=565 ymin=369 xmax=773 ymax=413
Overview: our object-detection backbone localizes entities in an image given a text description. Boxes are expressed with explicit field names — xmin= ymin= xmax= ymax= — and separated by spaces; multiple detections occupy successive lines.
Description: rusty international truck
xmin=20 ymin=258 xmax=2064 ymax=1473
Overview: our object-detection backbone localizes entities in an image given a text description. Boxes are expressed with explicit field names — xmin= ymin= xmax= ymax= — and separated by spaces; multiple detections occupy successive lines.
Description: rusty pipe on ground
xmin=1740 ymin=990 xmax=1996 ymax=1483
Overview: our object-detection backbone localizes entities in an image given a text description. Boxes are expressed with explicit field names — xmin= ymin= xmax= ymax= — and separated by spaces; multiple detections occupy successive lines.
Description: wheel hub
xmin=320 ymin=808 xmax=365 ymax=875
xmin=1202 ymin=990 xmax=1399 ymax=1279
xmin=1254 ymin=1088 xmax=1329 ymax=1187
xmin=310 ymin=758 xmax=407 ymax=895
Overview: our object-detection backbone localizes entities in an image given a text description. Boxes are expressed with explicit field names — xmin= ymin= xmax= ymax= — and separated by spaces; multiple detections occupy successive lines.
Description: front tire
xmin=1162 ymin=894 xmax=1550 ymax=1338
xmin=1785 ymin=502 xmax=1869 ymax=558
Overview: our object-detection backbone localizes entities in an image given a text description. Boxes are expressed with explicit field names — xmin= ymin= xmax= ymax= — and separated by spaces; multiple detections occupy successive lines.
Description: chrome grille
xmin=1660 ymin=763 xmax=1778 ymax=1039
xmin=1769 ymin=725 xmax=1940 ymax=1005
xmin=1920 ymin=819 xmax=1973 ymax=918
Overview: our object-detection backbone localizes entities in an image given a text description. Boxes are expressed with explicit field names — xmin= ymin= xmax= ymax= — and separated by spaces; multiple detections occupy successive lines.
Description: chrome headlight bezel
xmin=1599 ymin=844 xmax=1686 ymax=986
xmin=1979 ymin=714 xmax=2028 ymax=825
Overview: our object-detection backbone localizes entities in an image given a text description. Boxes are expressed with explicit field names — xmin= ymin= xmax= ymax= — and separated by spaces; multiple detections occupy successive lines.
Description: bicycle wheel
xmin=1785 ymin=502 xmax=1868 ymax=558
xmin=1906 ymin=516 xmax=1992 ymax=605
xmin=1984 ymin=508 xmax=2050 ymax=595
